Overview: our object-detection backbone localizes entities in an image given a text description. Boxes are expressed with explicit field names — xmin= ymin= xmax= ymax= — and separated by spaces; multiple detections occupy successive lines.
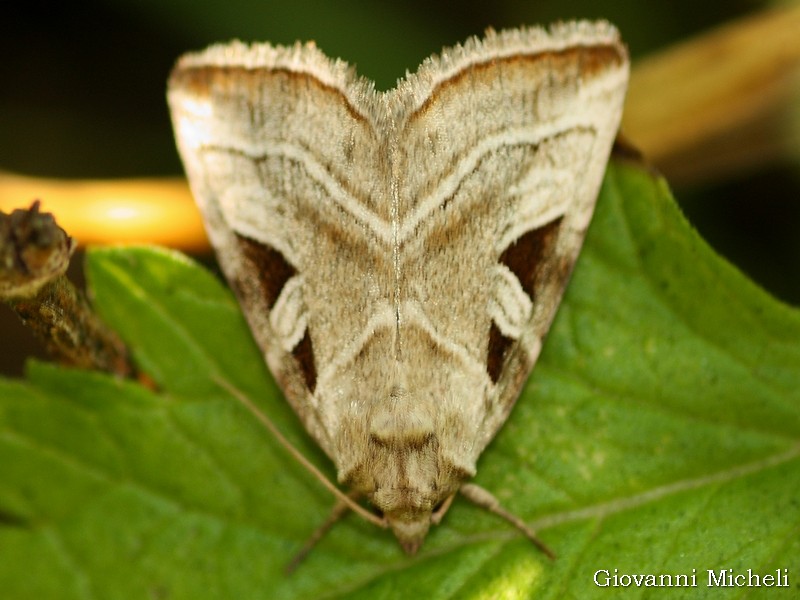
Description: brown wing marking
xmin=498 ymin=216 xmax=563 ymax=301
xmin=234 ymin=234 xmax=297 ymax=309
xmin=291 ymin=329 xmax=318 ymax=392
xmin=486 ymin=216 xmax=565 ymax=383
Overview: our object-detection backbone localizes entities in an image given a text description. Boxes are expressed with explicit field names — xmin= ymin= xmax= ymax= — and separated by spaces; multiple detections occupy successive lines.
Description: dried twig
xmin=624 ymin=3 xmax=800 ymax=184
xmin=0 ymin=202 xmax=136 ymax=377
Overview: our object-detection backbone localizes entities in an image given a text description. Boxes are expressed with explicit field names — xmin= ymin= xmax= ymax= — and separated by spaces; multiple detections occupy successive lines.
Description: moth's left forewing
xmin=394 ymin=23 xmax=629 ymax=455
xmin=167 ymin=43 xmax=385 ymax=458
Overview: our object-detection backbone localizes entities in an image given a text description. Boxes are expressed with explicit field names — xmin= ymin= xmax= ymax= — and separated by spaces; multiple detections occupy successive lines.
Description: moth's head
xmin=340 ymin=443 xmax=445 ymax=553
xmin=369 ymin=478 xmax=457 ymax=555
xmin=334 ymin=385 xmax=472 ymax=552
xmin=385 ymin=511 xmax=431 ymax=555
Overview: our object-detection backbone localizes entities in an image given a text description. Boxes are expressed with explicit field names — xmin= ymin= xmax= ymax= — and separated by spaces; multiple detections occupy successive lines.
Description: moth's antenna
xmin=214 ymin=375 xmax=387 ymax=529
xmin=285 ymin=494 xmax=356 ymax=574
xmin=459 ymin=483 xmax=556 ymax=559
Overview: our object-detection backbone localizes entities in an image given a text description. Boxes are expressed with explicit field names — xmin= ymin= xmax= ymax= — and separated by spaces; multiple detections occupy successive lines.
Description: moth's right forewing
xmin=389 ymin=27 xmax=629 ymax=457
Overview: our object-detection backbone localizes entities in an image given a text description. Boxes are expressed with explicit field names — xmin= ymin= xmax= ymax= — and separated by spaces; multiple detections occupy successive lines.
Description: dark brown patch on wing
xmin=487 ymin=321 xmax=515 ymax=384
xmin=499 ymin=217 xmax=563 ymax=300
xmin=235 ymin=234 xmax=296 ymax=310
xmin=291 ymin=329 xmax=317 ymax=393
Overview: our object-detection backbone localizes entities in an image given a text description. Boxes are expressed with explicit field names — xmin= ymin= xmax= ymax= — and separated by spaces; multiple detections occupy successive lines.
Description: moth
xmin=167 ymin=21 xmax=628 ymax=558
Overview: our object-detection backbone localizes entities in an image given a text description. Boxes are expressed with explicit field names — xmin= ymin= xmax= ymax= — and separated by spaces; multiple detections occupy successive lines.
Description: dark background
xmin=1 ymin=0 xmax=798 ymax=376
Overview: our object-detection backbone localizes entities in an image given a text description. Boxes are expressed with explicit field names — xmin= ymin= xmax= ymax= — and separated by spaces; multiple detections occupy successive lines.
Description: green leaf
xmin=1 ymin=159 xmax=799 ymax=599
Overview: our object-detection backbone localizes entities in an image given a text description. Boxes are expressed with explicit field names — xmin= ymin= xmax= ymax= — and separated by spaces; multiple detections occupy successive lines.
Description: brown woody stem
xmin=1 ymin=201 xmax=135 ymax=377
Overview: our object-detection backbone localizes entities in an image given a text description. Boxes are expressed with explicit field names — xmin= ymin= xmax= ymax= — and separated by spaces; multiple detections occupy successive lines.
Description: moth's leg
xmin=459 ymin=483 xmax=556 ymax=559
xmin=286 ymin=492 xmax=362 ymax=574
xmin=430 ymin=493 xmax=456 ymax=525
